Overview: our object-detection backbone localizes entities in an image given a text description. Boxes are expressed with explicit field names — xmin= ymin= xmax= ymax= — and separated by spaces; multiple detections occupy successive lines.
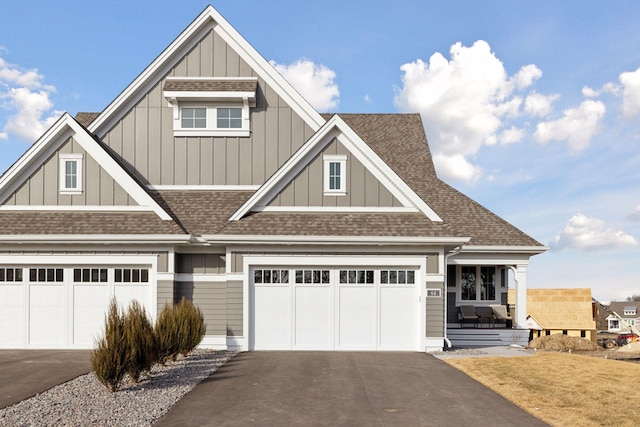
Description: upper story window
xmin=163 ymin=77 xmax=257 ymax=138
xmin=59 ymin=153 xmax=83 ymax=194
xmin=623 ymin=307 xmax=637 ymax=316
xmin=323 ymin=154 xmax=347 ymax=195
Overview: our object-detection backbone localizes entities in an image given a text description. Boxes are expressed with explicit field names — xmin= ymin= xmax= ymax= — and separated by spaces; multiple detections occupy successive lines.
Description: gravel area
xmin=0 ymin=350 xmax=236 ymax=427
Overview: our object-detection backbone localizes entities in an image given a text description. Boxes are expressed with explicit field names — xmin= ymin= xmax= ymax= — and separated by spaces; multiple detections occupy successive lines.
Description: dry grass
xmin=446 ymin=352 xmax=640 ymax=427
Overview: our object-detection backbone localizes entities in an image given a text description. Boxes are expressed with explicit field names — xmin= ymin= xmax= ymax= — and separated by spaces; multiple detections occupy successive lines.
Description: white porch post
xmin=513 ymin=264 xmax=528 ymax=329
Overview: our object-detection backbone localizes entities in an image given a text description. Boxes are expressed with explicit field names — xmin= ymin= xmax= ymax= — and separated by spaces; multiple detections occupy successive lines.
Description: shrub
xmin=91 ymin=298 xmax=127 ymax=392
xmin=124 ymin=300 xmax=156 ymax=383
xmin=155 ymin=298 xmax=206 ymax=363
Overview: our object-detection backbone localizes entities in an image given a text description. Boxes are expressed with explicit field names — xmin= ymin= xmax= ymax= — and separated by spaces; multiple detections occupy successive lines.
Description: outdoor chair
xmin=458 ymin=305 xmax=478 ymax=328
xmin=490 ymin=304 xmax=513 ymax=328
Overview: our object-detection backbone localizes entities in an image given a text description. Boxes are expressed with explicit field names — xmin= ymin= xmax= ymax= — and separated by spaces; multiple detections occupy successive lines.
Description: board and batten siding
xmin=2 ymin=137 xmax=134 ymax=206
xmin=99 ymin=28 xmax=314 ymax=187
xmin=176 ymin=253 xmax=225 ymax=274
xmin=267 ymin=139 xmax=402 ymax=208
xmin=175 ymin=280 xmax=227 ymax=336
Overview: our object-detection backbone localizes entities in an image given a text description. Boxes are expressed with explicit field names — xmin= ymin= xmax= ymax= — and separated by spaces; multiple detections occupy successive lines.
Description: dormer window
xmin=624 ymin=307 xmax=637 ymax=316
xmin=59 ymin=153 xmax=83 ymax=194
xmin=323 ymin=154 xmax=347 ymax=195
xmin=164 ymin=77 xmax=257 ymax=137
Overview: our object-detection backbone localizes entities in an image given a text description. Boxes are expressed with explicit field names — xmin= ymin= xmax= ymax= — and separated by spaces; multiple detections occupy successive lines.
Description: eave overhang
xmin=201 ymin=234 xmax=471 ymax=246
xmin=0 ymin=234 xmax=192 ymax=245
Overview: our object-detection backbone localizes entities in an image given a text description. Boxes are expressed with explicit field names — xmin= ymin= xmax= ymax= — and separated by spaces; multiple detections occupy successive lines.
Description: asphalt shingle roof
xmin=163 ymin=79 xmax=257 ymax=92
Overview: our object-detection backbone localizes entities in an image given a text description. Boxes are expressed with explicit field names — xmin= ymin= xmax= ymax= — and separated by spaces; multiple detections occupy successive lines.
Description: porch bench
xmin=458 ymin=305 xmax=478 ymax=328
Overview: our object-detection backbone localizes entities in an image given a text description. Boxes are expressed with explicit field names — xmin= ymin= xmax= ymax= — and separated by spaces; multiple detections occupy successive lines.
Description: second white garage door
xmin=251 ymin=268 xmax=419 ymax=351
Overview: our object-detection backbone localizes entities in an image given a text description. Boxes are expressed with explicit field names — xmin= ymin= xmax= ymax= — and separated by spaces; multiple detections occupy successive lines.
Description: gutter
xmin=442 ymin=246 xmax=462 ymax=349
xmin=202 ymin=234 xmax=471 ymax=246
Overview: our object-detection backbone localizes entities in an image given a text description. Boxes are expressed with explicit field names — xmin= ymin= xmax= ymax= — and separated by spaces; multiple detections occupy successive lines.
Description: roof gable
xmin=229 ymin=114 xmax=443 ymax=221
xmin=87 ymin=5 xmax=324 ymax=139
xmin=0 ymin=114 xmax=172 ymax=220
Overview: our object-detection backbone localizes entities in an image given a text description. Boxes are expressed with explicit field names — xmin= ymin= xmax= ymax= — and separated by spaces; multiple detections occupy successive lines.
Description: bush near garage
xmin=123 ymin=300 xmax=156 ymax=383
xmin=155 ymin=297 xmax=206 ymax=363
xmin=91 ymin=298 xmax=128 ymax=392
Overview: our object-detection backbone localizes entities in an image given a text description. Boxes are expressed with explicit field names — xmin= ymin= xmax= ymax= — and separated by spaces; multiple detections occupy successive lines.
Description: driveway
xmin=0 ymin=350 xmax=92 ymax=409
xmin=156 ymin=352 xmax=548 ymax=426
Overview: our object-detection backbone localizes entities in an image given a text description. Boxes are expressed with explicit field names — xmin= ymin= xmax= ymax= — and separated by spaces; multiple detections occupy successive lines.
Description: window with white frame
xmin=323 ymin=155 xmax=347 ymax=195
xmin=59 ymin=153 xmax=83 ymax=194
xmin=458 ymin=265 xmax=499 ymax=303
xmin=608 ymin=318 xmax=620 ymax=331
xmin=623 ymin=307 xmax=637 ymax=316
xmin=175 ymin=105 xmax=248 ymax=136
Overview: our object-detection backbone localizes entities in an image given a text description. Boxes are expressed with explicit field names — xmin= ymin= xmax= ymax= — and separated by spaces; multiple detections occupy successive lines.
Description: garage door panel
xmin=114 ymin=285 xmax=149 ymax=311
xmin=337 ymin=286 xmax=375 ymax=350
xmin=294 ymin=286 xmax=331 ymax=349
xmin=0 ymin=285 xmax=25 ymax=346
xmin=254 ymin=286 xmax=290 ymax=350
xmin=73 ymin=285 xmax=110 ymax=347
xmin=29 ymin=285 xmax=66 ymax=347
xmin=379 ymin=286 xmax=418 ymax=350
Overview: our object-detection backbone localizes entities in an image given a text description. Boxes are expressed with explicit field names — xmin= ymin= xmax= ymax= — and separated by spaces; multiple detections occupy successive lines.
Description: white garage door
xmin=0 ymin=266 xmax=152 ymax=349
xmin=251 ymin=268 xmax=419 ymax=351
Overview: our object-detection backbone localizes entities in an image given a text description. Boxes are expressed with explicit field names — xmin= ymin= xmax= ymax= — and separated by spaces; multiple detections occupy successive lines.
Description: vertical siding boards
xmin=175 ymin=280 xmax=227 ymax=335
xmin=266 ymin=139 xmax=401 ymax=208
xmin=97 ymin=29 xmax=312 ymax=187
xmin=176 ymin=253 xmax=226 ymax=274
xmin=2 ymin=137 xmax=133 ymax=206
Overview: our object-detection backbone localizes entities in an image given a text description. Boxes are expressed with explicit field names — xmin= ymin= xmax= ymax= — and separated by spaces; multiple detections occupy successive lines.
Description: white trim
xmin=203 ymin=234 xmax=470 ymax=246
xmin=170 ymin=103 xmax=251 ymax=137
xmin=226 ymin=335 xmax=245 ymax=351
xmin=0 ymin=205 xmax=154 ymax=212
xmin=229 ymin=115 xmax=443 ymax=222
xmin=88 ymin=6 xmax=324 ymax=138
xmin=0 ymin=234 xmax=190 ymax=244
xmin=459 ymin=245 xmax=548 ymax=254
xmin=175 ymin=273 xmax=229 ymax=282
xmin=424 ymin=338 xmax=445 ymax=353
xmin=253 ymin=206 xmax=418 ymax=213
xmin=198 ymin=335 xmax=228 ymax=349
xmin=147 ymin=184 xmax=259 ymax=191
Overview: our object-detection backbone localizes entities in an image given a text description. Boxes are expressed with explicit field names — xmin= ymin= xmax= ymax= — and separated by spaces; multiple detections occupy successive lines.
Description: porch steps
xmin=447 ymin=328 xmax=529 ymax=348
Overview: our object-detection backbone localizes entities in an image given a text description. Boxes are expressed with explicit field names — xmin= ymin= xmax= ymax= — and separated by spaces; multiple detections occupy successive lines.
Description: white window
xmin=59 ymin=153 xmax=83 ymax=194
xmin=608 ymin=318 xmax=620 ymax=331
xmin=323 ymin=155 xmax=347 ymax=195
xmin=217 ymin=107 xmax=243 ymax=129
xmin=181 ymin=107 xmax=207 ymax=128
xmin=173 ymin=105 xmax=249 ymax=136
xmin=623 ymin=307 xmax=637 ymax=316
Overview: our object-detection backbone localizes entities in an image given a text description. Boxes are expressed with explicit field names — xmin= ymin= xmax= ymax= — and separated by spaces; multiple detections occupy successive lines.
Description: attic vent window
xmin=59 ymin=153 xmax=83 ymax=194
xmin=163 ymin=77 xmax=257 ymax=137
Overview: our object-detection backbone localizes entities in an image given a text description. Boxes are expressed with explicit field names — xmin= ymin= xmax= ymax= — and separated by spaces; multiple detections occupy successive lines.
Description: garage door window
xmin=339 ymin=270 xmax=374 ymax=284
xmin=296 ymin=269 xmax=330 ymax=284
xmin=0 ymin=268 xmax=23 ymax=282
xmin=255 ymin=269 xmax=289 ymax=284
xmin=29 ymin=268 xmax=63 ymax=282
xmin=73 ymin=268 xmax=108 ymax=283
xmin=381 ymin=270 xmax=415 ymax=284
xmin=114 ymin=268 xmax=149 ymax=283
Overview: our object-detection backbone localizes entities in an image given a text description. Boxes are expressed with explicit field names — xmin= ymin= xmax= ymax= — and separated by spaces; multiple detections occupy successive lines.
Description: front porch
xmin=447 ymin=327 xmax=530 ymax=347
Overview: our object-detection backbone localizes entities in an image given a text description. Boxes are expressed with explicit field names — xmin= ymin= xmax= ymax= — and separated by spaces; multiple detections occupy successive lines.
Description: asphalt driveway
xmin=156 ymin=352 xmax=547 ymax=426
xmin=0 ymin=350 xmax=91 ymax=409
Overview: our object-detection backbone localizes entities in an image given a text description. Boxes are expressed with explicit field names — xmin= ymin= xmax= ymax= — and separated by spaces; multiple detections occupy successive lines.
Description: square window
xmin=217 ymin=108 xmax=242 ymax=129
xmin=181 ymin=107 xmax=207 ymax=128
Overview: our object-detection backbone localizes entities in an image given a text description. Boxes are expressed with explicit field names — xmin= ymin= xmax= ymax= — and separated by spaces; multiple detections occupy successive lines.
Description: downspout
xmin=442 ymin=247 xmax=461 ymax=349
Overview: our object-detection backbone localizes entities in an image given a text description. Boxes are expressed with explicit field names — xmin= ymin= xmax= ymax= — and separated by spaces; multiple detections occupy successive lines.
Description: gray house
xmin=0 ymin=5 xmax=546 ymax=351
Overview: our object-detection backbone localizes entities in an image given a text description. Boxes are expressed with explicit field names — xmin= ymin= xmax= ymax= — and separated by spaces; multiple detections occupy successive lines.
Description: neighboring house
xmin=508 ymin=288 xmax=598 ymax=342
xmin=0 ymin=5 xmax=546 ymax=352
xmin=603 ymin=302 xmax=640 ymax=333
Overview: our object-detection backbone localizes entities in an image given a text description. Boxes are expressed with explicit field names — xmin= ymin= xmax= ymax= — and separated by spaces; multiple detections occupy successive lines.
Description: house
xmin=508 ymin=288 xmax=598 ymax=342
xmin=0 ymin=5 xmax=546 ymax=352
xmin=602 ymin=302 xmax=640 ymax=333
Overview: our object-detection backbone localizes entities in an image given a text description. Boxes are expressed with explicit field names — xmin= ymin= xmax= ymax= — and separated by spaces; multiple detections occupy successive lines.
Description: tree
xmin=626 ymin=294 xmax=640 ymax=302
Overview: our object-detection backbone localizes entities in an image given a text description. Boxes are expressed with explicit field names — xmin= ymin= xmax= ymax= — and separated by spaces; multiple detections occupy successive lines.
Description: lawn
xmin=445 ymin=352 xmax=640 ymax=427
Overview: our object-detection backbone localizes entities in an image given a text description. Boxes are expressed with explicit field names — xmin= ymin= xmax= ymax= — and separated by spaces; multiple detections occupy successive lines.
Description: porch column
xmin=513 ymin=264 xmax=528 ymax=329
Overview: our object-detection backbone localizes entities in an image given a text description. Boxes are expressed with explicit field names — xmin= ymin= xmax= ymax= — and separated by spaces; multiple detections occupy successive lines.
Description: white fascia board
xmin=88 ymin=6 xmax=324 ymax=137
xmin=0 ymin=205 xmax=156 ymax=212
xmin=64 ymin=119 xmax=172 ymax=221
xmin=228 ymin=118 xmax=341 ymax=221
xmin=0 ymin=234 xmax=191 ymax=244
xmin=0 ymin=113 xmax=73 ymax=204
xmin=331 ymin=115 xmax=443 ymax=222
xmin=459 ymin=245 xmax=549 ymax=254
xmin=163 ymin=90 xmax=256 ymax=101
xmin=201 ymin=234 xmax=470 ymax=246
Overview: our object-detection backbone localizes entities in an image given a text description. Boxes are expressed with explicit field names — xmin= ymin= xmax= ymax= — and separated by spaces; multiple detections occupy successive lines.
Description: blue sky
xmin=1 ymin=1 xmax=639 ymax=302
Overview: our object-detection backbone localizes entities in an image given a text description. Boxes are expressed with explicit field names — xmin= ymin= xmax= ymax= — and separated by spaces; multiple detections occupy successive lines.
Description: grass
xmin=445 ymin=352 xmax=640 ymax=427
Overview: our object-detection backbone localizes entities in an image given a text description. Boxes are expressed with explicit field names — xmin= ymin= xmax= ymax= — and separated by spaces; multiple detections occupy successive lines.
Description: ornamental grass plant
xmin=123 ymin=300 xmax=156 ymax=383
xmin=91 ymin=298 xmax=127 ymax=392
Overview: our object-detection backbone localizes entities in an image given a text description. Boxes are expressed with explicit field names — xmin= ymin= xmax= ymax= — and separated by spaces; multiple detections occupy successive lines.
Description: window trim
xmin=454 ymin=265 xmax=501 ymax=305
xmin=323 ymin=154 xmax=347 ymax=195
xmin=171 ymin=103 xmax=250 ymax=137
xmin=59 ymin=153 xmax=83 ymax=195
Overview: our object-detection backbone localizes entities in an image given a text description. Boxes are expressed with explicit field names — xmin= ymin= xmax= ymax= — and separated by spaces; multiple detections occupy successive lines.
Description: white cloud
xmin=619 ymin=66 xmax=640 ymax=119
xmin=499 ymin=126 xmax=524 ymax=145
xmin=582 ymin=85 xmax=599 ymax=98
xmin=270 ymin=58 xmax=339 ymax=112
xmin=628 ymin=205 xmax=640 ymax=222
xmin=534 ymin=100 xmax=605 ymax=151
xmin=524 ymin=92 xmax=559 ymax=117
xmin=551 ymin=213 xmax=638 ymax=252
xmin=394 ymin=40 xmax=544 ymax=182
xmin=0 ymin=54 xmax=62 ymax=142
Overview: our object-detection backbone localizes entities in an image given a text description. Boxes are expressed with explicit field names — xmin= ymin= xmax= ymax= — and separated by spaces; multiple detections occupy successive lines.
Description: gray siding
xmin=99 ymin=28 xmax=314 ymax=186
xmin=426 ymin=282 xmax=444 ymax=337
xmin=176 ymin=253 xmax=226 ymax=274
xmin=227 ymin=279 xmax=243 ymax=336
xmin=157 ymin=280 xmax=174 ymax=315
xmin=268 ymin=139 xmax=401 ymax=208
xmin=175 ymin=280 xmax=227 ymax=335
xmin=426 ymin=255 xmax=439 ymax=274
xmin=3 ymin=137 xmax=134 ymax=206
